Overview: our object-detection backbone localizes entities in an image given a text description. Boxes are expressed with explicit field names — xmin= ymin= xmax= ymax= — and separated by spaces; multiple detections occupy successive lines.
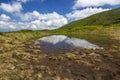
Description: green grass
xmin=60 ymin=8 xmax=120 ymax=29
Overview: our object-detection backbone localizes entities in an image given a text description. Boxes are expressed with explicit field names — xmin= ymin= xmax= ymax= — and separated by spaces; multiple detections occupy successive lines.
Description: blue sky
xmin=0 ymin=0 xmax=120 ymax=32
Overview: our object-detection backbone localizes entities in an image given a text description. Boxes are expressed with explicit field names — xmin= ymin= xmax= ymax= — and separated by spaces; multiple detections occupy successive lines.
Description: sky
xmin=0 ymin=0 xmax=120 ymax=32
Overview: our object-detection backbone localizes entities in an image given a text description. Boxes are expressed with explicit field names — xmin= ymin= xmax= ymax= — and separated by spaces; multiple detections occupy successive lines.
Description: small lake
xmin=35 ymin=35 xmax=100 ymax=54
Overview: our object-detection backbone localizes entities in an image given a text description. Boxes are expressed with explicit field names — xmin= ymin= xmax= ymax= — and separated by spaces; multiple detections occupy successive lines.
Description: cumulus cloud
xmin=0 ymin=21 xmax=16 ymax=32
xmin=66 ymin=8 xmax=110 ymax=21
xmin=73 ymin=0 xmax=120 ymax=9
xmin=0 ymin=14 xmax=11 ymax=21
xmin=17 ymin=11 xmax=68 ymax=29
xmin=0 ymin=21 xmax=34 ymax=32
xmin=18 ymin=11 xmax=67 ymax=22
xmin=0 ymin=11 xmax=68 ymax=32
xmin=0 ymin=2 xmax=22 ymax=13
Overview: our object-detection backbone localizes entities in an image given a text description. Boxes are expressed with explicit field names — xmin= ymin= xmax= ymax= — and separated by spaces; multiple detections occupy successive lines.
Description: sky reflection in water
xmin=35 ymin=35 xmax=99 ymax=54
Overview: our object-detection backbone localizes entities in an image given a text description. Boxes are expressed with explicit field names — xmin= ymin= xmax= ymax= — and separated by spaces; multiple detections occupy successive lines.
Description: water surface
xmin=35 ymin=35 xmax=99 ymax=54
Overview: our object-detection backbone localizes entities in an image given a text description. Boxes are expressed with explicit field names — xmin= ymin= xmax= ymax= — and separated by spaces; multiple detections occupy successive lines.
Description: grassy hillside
xmin=0 ymin=8 xmax=120 ymax=80
xmin=60 ymin=8 xmax=120 ymax=29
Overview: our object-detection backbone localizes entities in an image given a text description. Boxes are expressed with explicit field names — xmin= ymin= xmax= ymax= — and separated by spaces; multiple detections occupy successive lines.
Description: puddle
xmin=35 ymin=35 xmax=100 ymax=54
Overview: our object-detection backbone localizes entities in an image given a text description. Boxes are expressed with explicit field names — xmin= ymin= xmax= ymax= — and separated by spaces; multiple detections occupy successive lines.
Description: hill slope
xmin=61 ymin=8 xmax=120 ymax=29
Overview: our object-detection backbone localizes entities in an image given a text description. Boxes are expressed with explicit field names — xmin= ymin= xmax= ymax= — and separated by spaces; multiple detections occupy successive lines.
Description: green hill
xmin=60 ymin=8 xmax=120 ymax=29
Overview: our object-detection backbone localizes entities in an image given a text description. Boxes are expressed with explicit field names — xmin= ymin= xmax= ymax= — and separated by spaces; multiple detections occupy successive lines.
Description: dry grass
xmin=0 ymin=25 xmax=119 ymax=80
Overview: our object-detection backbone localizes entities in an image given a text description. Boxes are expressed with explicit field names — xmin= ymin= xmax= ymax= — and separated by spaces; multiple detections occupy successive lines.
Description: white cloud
xmin=0 ymin=21 xmax=16 ymax=32
xmin=0 ymin=14 xmax=11 ymax=21
xmin=73 ymin=0 xmax=120 ymax=9
xmin=0 ymin=11 xmax=68 ymax=32
xmin=17 ymin=11 xmax=68 ymax=29
xmin=18 ymin=11 xmax=67 ymax=22
xmin=0 ymin=2 xmax=22 ymax=13
xmin=18 ymin=10 xmax=41 ymax=21
xmin=66 ymin=8 xmax=110 ymax=21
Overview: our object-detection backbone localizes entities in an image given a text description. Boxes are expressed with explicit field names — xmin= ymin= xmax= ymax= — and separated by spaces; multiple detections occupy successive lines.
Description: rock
xmin=89 ymin=52 xmax=100 ymax=57
xmin=10 ymin=65 xmax=15 ymax=70
xmin=37 ymin=73 xmax=42 ymax=78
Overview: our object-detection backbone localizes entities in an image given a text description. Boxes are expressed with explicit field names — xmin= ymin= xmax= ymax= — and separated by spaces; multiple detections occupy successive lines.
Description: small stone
xmin=37 ymin=73 xmax=42 ymax=78
xmin=81 ymin=54 xmax=86 ymax=58
xmin=55 ymin=76 xmax=61 ymax=80
xmin=89 ymin=52 xmax=100 ymax=56
xmin=10 ymin=65 xmax=15 ymax=70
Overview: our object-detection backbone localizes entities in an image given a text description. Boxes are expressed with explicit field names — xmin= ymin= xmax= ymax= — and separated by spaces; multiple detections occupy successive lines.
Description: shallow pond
xmin=35 ymin=35 xmax=100 ymax=54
